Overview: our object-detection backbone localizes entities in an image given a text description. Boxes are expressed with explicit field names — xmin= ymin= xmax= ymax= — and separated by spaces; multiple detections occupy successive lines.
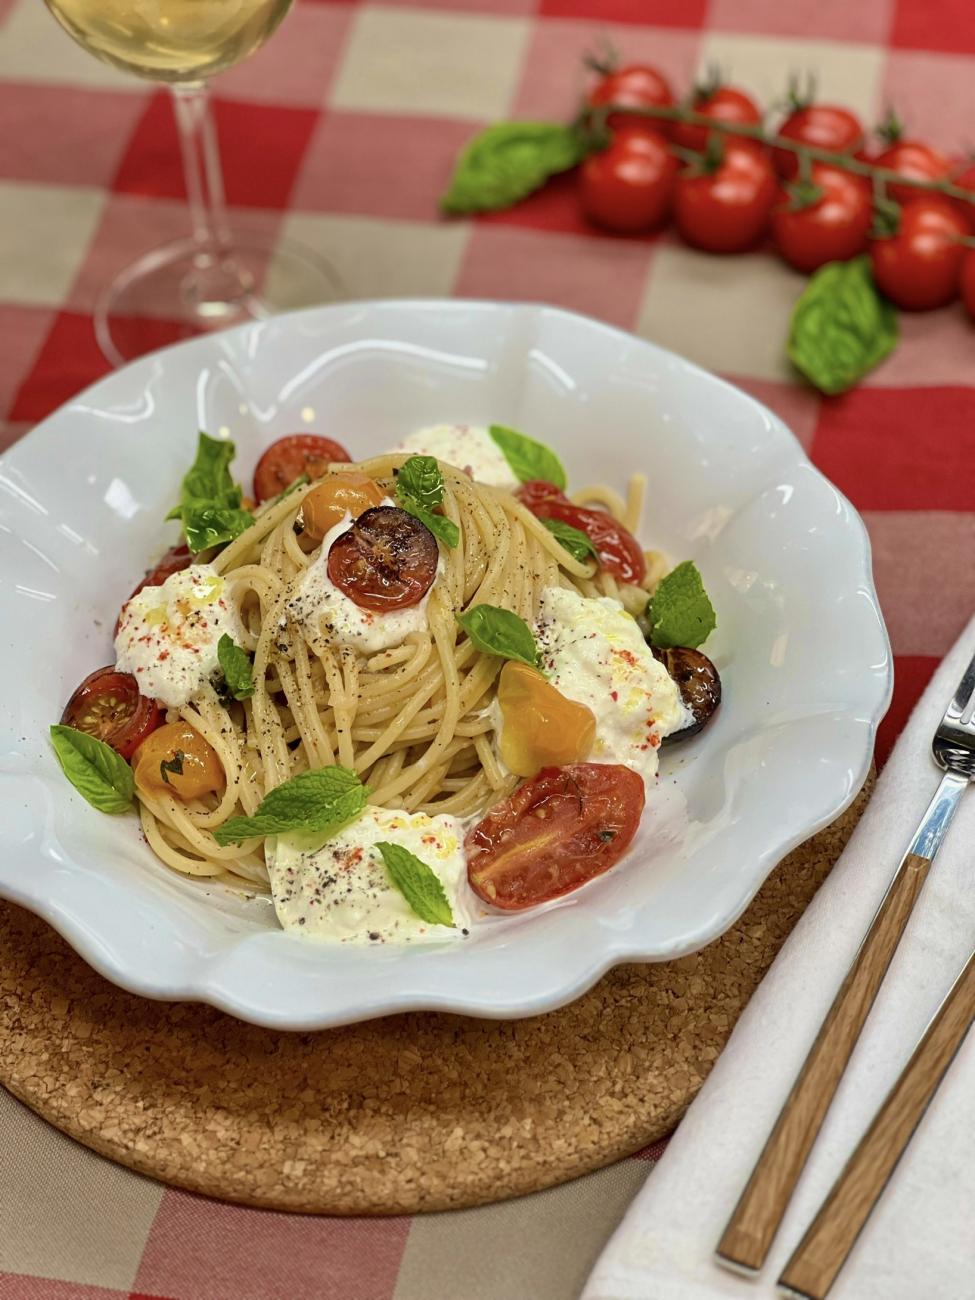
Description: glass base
xmin=94 ymin=234 xmax=342 ymax=367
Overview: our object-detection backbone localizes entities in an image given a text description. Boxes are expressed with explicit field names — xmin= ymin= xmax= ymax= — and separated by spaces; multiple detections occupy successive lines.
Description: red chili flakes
xmin=610 ymin=690 xmax=618 ymax=702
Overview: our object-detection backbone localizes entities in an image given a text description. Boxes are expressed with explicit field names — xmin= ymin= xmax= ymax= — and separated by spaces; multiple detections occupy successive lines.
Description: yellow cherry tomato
xmin=301 ymin=473 xmax=385 ymax=541
xmin=497 ymin=661 xmax=596 ymax=777
xmin=133 ymin=722 xmax=225 ymax=801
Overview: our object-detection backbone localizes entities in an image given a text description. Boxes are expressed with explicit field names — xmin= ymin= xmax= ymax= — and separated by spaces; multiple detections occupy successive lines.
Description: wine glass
xmin=41 ymin=0 xmax=340 ymax=366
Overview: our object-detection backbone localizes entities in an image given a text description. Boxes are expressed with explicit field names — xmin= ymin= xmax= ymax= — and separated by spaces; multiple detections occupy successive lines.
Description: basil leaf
xmin=488 ymin=424 xmax=566 ymax=490
xmin=213 ymin=766 xmax=368 ymax=845
xmin=217 ymin=634 xmax=254 ymax=701
xmin=49 ymin=724 xmax=134 ymax=815
xmin=541 ymin=517 xmax=598 ymax=564
xmin=396 ymin=455 xmax=459 ymax=548
xmin=375 ymin=842 xmax=455 ymax=928
xmin=787 ymin=256 xmax=898 ymax=396
xmin=160 ymin=751 xmax=185 ymax=786
xmin=646 ymin=561 xmax=716 ymax=650
xmin=171 ymin=432 xmax=254 ymax=553
xmin=441 ymin=122 xmax=585 ymax=215
xmin=275 ymin=472 xmax=310 ymax=504
xmin=456 ymin=604 xmax=541 ymax=670
xmin=397 ymin=455 xmax=444 ymax=510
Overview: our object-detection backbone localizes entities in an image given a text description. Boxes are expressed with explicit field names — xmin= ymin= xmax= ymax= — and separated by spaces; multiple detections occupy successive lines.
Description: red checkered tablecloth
xmin=2 ymin=1 xmax=974 ymax=1297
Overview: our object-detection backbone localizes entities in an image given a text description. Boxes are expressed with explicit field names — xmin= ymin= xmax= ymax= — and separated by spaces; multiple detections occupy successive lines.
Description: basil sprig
xmin=217 ymin=634 xmax=254 ymax=701
xmin=49 ymin=725 xmax=134 ymax=814
xmin=167 ymin=432 xmax=254 ymax=553
xmin=788 ymin=256 xmax=898 ymax=396
xmin=395 ymin=454 xmax=459 ymax=549
xmin=441 ymin=122 xmax=585 ymax=215
xmin=488 ymin=425 xmax=567 ymax=490
xmin=456 ymin=604 xmax=541 ymax=670
xmin=646 ymin=561 xmax=716 ymax=650
xmin=214 ymin=766 xmax=368 ymax=845
xmin=375 ymin=842 xmax=455 ymax=927
xmin=541 ymin=517 xmax=597 ymax=564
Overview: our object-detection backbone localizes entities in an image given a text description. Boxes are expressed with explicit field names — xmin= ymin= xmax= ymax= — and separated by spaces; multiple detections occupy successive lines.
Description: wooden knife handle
xmin=778 ymin=950 xmax=975 ymax=1300
xmin=716 ymin=852 xmax=933 ymax=1275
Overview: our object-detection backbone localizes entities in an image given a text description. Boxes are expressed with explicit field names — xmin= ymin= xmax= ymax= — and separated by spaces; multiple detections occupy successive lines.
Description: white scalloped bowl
xmin=0 ymin=300 xmax=891 ymax=1030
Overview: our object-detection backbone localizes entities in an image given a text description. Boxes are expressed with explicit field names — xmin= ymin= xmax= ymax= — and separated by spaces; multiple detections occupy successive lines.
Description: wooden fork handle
xmin=778 ymin=950 xmax=975 ymax=1300
xmin=715 ymin=852 xmax=933 ymax=1275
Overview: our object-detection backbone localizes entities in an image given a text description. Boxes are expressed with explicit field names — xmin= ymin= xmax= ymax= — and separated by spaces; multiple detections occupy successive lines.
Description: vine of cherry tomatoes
xmin=577 ymin=64 xmax=975 ymax=322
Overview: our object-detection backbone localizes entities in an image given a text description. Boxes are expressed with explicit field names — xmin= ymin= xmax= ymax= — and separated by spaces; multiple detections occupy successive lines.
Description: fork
xmin=715 ymin=645 xmax=975 ymax=1277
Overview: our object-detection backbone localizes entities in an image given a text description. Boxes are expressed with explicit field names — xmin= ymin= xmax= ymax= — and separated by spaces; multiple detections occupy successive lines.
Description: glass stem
xmin=169 ymin=81 xmax=254 ymax=317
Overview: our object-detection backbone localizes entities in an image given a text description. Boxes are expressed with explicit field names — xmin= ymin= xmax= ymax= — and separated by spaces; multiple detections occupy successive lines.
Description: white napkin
xmin=583 ymin=618 xmax=975 ymax=1300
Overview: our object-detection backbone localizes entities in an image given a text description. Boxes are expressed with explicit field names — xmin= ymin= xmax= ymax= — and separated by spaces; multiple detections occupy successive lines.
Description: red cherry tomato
xmin=873 ymin=139 xmax=951 ymax=207
xmin=870 ymin=197 xmax=968 ymax=310
xmin=253 ymin=434 xmax=352 ymax=503
xmin=587 ymin=64 xmax=674 ymax=133
xmin=961 ymin=248 xmax=975 ymax=321
xmin=465 ymin=763 xmax=645 ymax=911
xmin=61 ymin=666 xmax=162 ymax=761
xmin=115 ymin=542 xmax=193 ymax=636
xmin=579 ymin=127 xmax=678 ymax=233
xmin=673 ymin=143 xmax=777 ymax=253
xmin=671 ymin=85 xmax=761 ymax=155
xmin=517 ymin=481 xmax=646 ymax=585
xmin=772 ymin=164 xmax=872 ymax=273
xmin=327 ymin=505 xmax=439 ymax=611
xmin=772 ymin=104 xmax=864 ymax=179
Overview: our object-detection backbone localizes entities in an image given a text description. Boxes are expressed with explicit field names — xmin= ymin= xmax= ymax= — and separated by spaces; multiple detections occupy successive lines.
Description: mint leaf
xmin=396 ymin=455 xmax=459 ymax=548
xmin=375 ymin=842 xmax=454 ymax=928
xmin=488 ymin=425 xmax=566 ymax=490
xmin=213 ymin=766 xmax=368 ymax=845
xmin=788 ymin=256 xmax=898 ymax=396
xmin=441 ymin=122 xmax=585 ymax=215
xmin=456 ymin=605 xmax=541 ymax=670
xmin=49 ymin=724 xmax=134 ymax=814
xmin=647 ymin=561 xmax=716 ymax=650
xmin=541 ymin=516 xmax=598 ymax=564
xmin=171 ymin=432 xmax=254 ymax=553
xmin=217 ymin=634 xmax=254 ymax=701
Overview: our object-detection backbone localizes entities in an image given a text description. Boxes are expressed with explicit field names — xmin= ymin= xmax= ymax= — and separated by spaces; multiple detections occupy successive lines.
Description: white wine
xmin=43 ymin=0 xmax=293 ymax=83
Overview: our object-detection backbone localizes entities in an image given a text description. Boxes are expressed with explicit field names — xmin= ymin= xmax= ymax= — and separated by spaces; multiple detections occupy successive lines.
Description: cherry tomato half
xmin=961 ymin=248 xmax=975 ymax=322
xmin=133 ymin=721 xmax=225 ymax=801
xmin=61 ymin=666 xmax=162 ymax=761
xmin=517 ymin=481 xmax=647 ymax=585
xmin=301 ymin=473 xmax=386 ymax=541
xmin=587 ymin=64 xmax=674 ymax=133
xmin=674 ymin=142 xmax=777 ymax=253
xmin=870 ymin=197 xmax=968 ymax=310
xmin=873 ymin=139 xmax=951 ymax=207
xmin=253 ymin=434 xmax=352 ymax=503
xmin=772 ymin=105 xmax=864 ymax=180
xmin=579 ymin=127 xmax=678 ymax=234
xmin=115 ymin=542 xmax=193 ymax=636
xmin=466 ymin=763 xmax=645 ymax=911
xmin=772 ymin=164 xmax=872 ymax=273
xmin=327 ymin=505 xmax=439 ymax=611
xmin=671 ymin=85 xmax=761 ymax=155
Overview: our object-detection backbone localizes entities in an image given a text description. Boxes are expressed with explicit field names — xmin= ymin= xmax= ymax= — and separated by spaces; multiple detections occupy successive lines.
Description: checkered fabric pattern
xmin=2 ymin=0 xmax=974 ymax=1295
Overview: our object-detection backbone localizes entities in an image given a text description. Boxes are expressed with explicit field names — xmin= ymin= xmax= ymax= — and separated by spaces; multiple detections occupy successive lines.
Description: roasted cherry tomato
xmin=587 ymin=63 xmax=674 ymax=133
xmin=653 ymin=647 xmax=722 ymax=740
xmin=772 ymin=164 xmax=872 ymax=273
xmin=61 ymin=666 xmax=162 ymax=761
xmin=497 ymin=661 xmax=596 ymax=777
xmin=772 ymin=104 xmax=863 ymax=179
xmin=674 ymin=142 xmax=777 ymax=253
xmin=517 ymin=481 xmax=646 ymax=585
xmin=116 ymin=542 xmax=193 ymax=635
xmin=671 ymin=84 xmax=761 ymax=155
xmin=327 ymin=505 xmax=439 ymax=611
xmin=301 ymin=472 xmax=386 ymax=541
xmin=870 ymin=197 xmax=968 ymax=310
xmin=466 ymin=763 xmax=645 ymax=911
xmin=253 ymin=434 xmax=352 ymax=503
xmin=133 ymin=722 xmax=225 ymax=801
xmin=873 ymin=139 xmax=951 ymax=207
xmin=579 ymin=127 xmax=678 ymax=233
xmin=961 ymin=248 xmax=975 ymax=321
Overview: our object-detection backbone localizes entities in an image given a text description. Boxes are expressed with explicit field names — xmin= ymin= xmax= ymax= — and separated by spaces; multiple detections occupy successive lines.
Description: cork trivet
xmin=0 ymin=778 xmax=871 ymax=1216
